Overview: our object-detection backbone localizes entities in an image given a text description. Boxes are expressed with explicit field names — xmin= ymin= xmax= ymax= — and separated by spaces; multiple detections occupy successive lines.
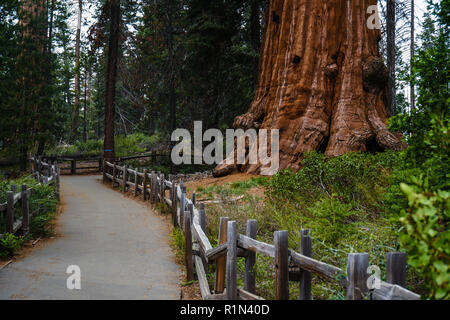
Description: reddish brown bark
xmin=214 ymin=0 xmax=406 ymax=177
xmin=18 ymin=0 xmax=47 ymax=168
xmin=103 ymin=0 xmax=120 ymax=163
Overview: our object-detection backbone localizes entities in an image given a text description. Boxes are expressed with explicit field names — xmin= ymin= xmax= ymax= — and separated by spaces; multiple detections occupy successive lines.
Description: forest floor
xmin=0 ymin=175 xmax=180 ymax=299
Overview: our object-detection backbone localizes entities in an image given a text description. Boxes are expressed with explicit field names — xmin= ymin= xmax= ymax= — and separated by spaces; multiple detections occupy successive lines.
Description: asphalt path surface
xmin=0 ymin=175 xmax=180 ymax=299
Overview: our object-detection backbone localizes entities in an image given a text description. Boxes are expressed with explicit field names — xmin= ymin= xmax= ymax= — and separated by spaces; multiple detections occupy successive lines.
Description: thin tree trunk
xmin=71 ymin=0 xmax=82 ymax=141
xmin=386 ymin=0 xmax=396 ymax=115
xmin=97 ymin=61 xmax=101 ymax=139
xmin=410 ymin=0 xmax=415 ymax=111
xmin=83 ymin=69 xmax=88 ymax=142
xmin=104 ymin=0 xmax=120 ymax=163
xmin=214 ymin=0 xmax=406 ymax=177
xmin=47 ymin=0 xmax=55 ymax=54
xmin=168 ymin=0 xmax=176 ymax=135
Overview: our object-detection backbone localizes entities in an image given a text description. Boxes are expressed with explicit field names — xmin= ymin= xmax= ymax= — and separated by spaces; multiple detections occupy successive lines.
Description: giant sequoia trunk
xmin=18 ymin=0 xmax=47 ymax=168
xmin=214 ymin=0 xmax=406 ymax=176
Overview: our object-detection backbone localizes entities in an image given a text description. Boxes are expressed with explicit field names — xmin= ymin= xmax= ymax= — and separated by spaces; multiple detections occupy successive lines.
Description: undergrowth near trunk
xmin=198 ymin=151 xmax=427 ymax=299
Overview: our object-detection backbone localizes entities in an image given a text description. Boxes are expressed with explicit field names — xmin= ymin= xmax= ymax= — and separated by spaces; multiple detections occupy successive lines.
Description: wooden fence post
xmin=180 ymin=187 xmax=186 ymax=231
xmin=155 ymin=172 xmax=159 ymax=203
xmin=299 ymin=228 xmax=312 ymax=300
xmin=171 ymin=179 xmax=177 ymax=227
xmin=184 ymin=210 xmax=194 ymax=281
xmin=151 ymin=172 xmax=156 ymax=203
xmin=11 ymin=184 xmax=17 ymax=193
xmin=21 ymin=184 xmax=29 ymax=236
xmin=156 ymin=173 xmax=160 ymax=202
xmin=149 ymin=173 xmax=153 ymax=203
xmin=102 ymin=160 xmax=106 ymax=183
xmin=112 ymin=164 xmax=116 ymax=188
xmin=215 ymin=216 xmax=229 ymax=293
xmin=134 ymin=168 xmax=138 ymax=197
xmin=346 ymin=253 xmax=369 ymax=300
xmin=192 ymin=192 xmax=196 ymax=208
xmin=274 ymin=230 xmax=289 ymax=300
xmin=244 ymin=219 xmax=257 ymax=294
xmin=157 ymin=173 xmax=161 ymax=202
xmin=160 ymin=173 xmax=165 ymax=202
xmin=122 ymin=165 xmax=127 ymax=193
xmin=71 ymin=159 xmax=76 ymax=175
xmin=143 ymin=169 xmax=148 ymax=201
xmin=226 ymin=220 xmax=237 ymax=300
xmin=6 ymin=191 xmax=14 ymax=233
xmin=153 ymin=172 xmax=157 ymax=203
xmin=386 ymin=252 xmax=406 ymax=287
xmin=56 ymin=167 xmax=61 ymax=201
xmin=198 ymin=203 xmax=208 ymax=270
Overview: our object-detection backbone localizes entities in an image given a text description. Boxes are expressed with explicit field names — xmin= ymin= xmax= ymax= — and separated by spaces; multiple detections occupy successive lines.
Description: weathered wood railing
xmin=0 ymin=184 xmax=32 ymax=238
xmin=40 ymin=151 xmax=171 ymax=175
xmin=102 ymin=160 xmax=420 ymax=301
xmin=0 ymin=157 xmax=60 ymax=239
xmin=41 ymin=155 xmax=103 ymax=175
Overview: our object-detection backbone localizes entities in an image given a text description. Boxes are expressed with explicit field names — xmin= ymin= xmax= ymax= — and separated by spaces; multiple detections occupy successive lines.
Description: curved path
xmin=0 ymin=175 xmax=180 ymax=299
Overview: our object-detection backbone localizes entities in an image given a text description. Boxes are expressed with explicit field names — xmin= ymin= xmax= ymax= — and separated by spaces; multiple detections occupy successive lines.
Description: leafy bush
xmin=0 ymin=233 xmax=23 ymax=258
xmin=268 ymin=151 xmax=400 ymax=216
xmin=0 ymin=175 xmax=58 ymax=239
xmin=48 ymin=133 xmax=164 ymax=157
xmin=307 ymin=198 xmax=358 ymax=245
xmin=399 ymin=182 xmax=449 ymax=299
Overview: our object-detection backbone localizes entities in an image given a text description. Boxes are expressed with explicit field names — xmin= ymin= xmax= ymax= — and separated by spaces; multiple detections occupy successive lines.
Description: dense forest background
xmin=1 ymin=0 xmax=441 ymax=159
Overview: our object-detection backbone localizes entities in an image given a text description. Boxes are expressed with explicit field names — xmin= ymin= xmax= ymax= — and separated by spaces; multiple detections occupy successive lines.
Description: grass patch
xmin=199 ymin=151 xmax=425 ymax=299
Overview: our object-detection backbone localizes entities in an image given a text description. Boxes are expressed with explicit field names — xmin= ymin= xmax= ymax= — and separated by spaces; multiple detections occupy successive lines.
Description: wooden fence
xmin=0 ymin=157 xmax=60 ymax=239
xmin=40 ymin=155 xmax=103 ymax=175
xmin=102 ymin=160 xmax=420 ymax=300
xmin=40 ymin=151 xmax=170 ymax=175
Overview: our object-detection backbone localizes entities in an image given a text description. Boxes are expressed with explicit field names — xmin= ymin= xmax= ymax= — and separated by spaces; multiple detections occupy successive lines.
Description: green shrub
xmin=0 ymin=233 xmax=23 ymax=258
xmin=0 ymin=175 xmax=58 ymax=237
xmin=48 ymin=133 xmax=164 ymax=157
xmin=267 ymin=151 xmax=400 ymax=216
xmin=399 ymin=182 xmax=449 ymax=299
xmin=307 ymin=198 xmax=358 ymax=245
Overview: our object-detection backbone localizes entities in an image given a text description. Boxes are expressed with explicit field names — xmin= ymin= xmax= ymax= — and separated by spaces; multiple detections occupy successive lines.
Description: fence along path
xmin=103 ymin=160 xmax=420 ymax=300
xmin=0 ymin=157 xmax=60 ymax=239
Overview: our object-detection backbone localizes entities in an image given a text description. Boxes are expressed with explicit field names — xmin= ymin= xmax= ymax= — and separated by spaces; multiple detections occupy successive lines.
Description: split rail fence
xmin=41 ymin=151 xmax=170 ymax=175
xmin=103 ymin=160 xmax=421 ymax=300
xmin=0 ymin=157 xmax=60 ymax=239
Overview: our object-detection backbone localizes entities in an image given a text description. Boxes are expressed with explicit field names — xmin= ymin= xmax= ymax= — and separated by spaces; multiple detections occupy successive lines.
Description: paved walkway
xmin=0 ymin=175 xmax=180 ymax=299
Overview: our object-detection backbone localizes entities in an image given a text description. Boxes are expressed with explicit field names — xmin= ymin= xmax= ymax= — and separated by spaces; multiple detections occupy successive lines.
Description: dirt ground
xmin=184 ymin=173 xmax=254 ymax=194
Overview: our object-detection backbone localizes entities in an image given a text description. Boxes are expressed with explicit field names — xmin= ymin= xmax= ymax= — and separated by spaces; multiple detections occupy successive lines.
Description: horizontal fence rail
xmin=102 ymin=160 xmax=421 ymax=301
